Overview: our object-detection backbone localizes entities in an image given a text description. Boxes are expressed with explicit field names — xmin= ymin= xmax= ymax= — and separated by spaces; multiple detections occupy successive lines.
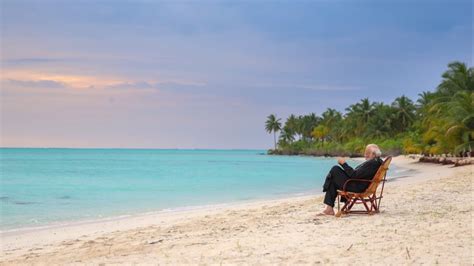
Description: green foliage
xmin=419 ymin=62 xmax=474 ymax=155
xmin=403 ymin=134 xmax=423 ymax=154
xmin=342 ymin=138 xmax=366 ymax=155
xmin=266 ymin=61 xmax=473 ymax=156
xmin=376 ymin=138 xmax=404 ymax=156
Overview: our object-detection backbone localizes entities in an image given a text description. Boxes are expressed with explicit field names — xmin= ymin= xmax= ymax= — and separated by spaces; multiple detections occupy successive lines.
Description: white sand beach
xmin=1 ymin=156 xmax=472 ymax=265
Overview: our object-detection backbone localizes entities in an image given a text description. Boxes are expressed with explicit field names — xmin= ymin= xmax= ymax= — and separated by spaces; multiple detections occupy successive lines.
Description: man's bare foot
xmin=315 ymin=206 xmax=335 ymax=217
xmin=322 ymin=209 xmax=335 ymax=215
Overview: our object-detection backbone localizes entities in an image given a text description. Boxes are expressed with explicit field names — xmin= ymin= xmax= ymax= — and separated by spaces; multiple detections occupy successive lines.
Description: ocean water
xmin=0 ymin=148 xmax=398 ymax=230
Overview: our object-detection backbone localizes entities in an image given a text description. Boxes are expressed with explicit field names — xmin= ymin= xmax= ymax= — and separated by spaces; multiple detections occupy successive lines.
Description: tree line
xmin=265 ymin=61 xmax=473 ymax=156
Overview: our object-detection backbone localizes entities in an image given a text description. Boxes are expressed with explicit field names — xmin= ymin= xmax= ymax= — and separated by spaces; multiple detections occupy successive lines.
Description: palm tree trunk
xmin=273 ymin=131 xmax=277 ymax=150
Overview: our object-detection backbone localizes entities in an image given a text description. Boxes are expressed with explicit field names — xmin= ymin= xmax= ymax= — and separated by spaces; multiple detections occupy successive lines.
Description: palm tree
xmin=417 ymin=91 xmax=434 ymax=107
xmin=321 ymin=108 xmax=342 ymax=141
xmin=321 ymin=108 xmax=342 ymax=127
xmin=311 ymin=125 xmax=329 ymax=143
xmin=300 ymin=113 xmax=321 ymax=141
xmin=437 ymin=61 xmax=474 ymax=95
xmin=444 ymin=91 xmax=474 ymax=153
xmin=419 ymin=61 xmax=474 ymax=154
xmin=358 ymin=98 xmax=376 ymax=124
xmin=279 ymin=126 xmax=295 ymax=144
xmin=265 ymin=114 xmax=282 ymax=150
xmin=285 ymin=114 xmax=298 ymax=139
xmin=366 ymin=103 xmax=396 ymax=138
xmin=392 ymin=95 xmax=416 ymax=130
xmin=345 ymin=98 xmax=375 ymax=136
xmin=416 ymin=91 xmax=435 ymax=121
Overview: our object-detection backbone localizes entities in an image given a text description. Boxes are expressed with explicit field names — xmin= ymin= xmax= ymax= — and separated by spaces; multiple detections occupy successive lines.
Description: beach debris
xmin=406 ymin=247 xmax=411 ymax=259
xmin=186 ymin=242 xmax=208 ymax=247
xmin=237 ymin=240 xmax=243 ymax=252
xmin=346 ymin=244 xmax=353 ymax=251
xmin=419 ymin=156 xmax=473 ymax=167
xmin=147 ymin=239 xmax=164 ymax=245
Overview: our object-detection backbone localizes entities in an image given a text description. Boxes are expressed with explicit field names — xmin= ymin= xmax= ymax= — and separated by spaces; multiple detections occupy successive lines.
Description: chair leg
xmin=370 ymin=195 xmax=378 ymax=212
xmin=377 ymin=194 xmax=384 ymax=212
xmin=361 ymin=198 xmax=371 ymax=213
xmin=335 ymin=195 xmax=342 ymax=217
xmin=346 ymin=198 xmax=356 ymax=211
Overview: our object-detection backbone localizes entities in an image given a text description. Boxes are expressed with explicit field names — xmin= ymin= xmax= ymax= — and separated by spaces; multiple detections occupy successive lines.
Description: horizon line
xmin=0 ymin=146 xmax=267 ymax=151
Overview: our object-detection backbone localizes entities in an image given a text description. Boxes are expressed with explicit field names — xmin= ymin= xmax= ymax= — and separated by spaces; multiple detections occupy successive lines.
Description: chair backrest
xmin=364 ymin=156 xmax=392 ymax=194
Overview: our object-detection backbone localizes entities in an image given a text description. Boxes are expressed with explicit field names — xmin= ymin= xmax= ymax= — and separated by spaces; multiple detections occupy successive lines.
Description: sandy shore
xmin=1 ymin=156 xmax=472 ymax=264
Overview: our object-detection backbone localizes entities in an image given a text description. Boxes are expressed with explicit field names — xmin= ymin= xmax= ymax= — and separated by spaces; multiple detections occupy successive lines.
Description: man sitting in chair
xmin=319 ymin=144 xmax=383 ymax=216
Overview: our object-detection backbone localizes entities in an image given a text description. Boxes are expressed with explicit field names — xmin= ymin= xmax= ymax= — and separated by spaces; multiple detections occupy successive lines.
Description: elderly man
xmin=319 ymin=144 xmax=383 ymax=216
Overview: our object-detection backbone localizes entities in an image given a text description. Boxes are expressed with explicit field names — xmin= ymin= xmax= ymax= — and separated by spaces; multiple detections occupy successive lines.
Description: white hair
xmin=366 ymin=144 xmax=382 ymax=157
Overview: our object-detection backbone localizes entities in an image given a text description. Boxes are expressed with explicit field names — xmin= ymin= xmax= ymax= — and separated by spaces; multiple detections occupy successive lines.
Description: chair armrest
xmin=342 ymin=179 xmax=373 ymax=191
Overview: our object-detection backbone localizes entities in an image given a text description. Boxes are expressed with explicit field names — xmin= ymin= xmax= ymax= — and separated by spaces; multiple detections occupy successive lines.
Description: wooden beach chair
xmin=335 ymin=156 xmax=392 ymax=217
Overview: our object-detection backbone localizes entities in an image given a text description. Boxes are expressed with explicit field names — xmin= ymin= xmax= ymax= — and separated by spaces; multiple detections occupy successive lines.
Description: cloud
xmin=1 ymin=71 xmax=207 ymax=94
xmin=2 ymin=57 xmax=72 ymax=65
xmin=105 ymin=81 xmax=155 ymax=90
xmin=2 ymin=79 xmax=67 ymax=89
xmin=0 ymin=70 xmax=127 ymax=90
xmin=104 ymin=80 xmax=207 ymax=90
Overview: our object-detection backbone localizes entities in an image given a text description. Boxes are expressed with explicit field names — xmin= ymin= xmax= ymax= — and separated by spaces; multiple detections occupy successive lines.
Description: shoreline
xmin=0 ymin=190 xmax=321 ymax=236
xmin=1 ymin=193 xmax=323 ymax=258
xmin=2 ymin=156 xmax=472 ymax=264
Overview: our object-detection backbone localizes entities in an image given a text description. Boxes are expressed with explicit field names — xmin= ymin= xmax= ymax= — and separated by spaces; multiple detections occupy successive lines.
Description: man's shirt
xmin=340 ymin=158 xmax=383 ymax=180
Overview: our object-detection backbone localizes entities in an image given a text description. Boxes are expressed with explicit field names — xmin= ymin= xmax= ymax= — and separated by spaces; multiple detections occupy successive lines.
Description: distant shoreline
xmin=267 ymin=149 xmax=474 ymax=167
xmin=267 ymin=148 xmax=376 ymax=158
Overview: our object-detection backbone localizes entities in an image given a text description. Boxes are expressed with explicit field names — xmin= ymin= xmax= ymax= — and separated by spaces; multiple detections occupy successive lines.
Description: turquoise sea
xmin=0 ymin=148 xmax=397 ymax=230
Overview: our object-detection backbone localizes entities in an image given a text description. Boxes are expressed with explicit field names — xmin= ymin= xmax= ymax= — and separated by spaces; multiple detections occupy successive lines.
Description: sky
xmin=0 ymin=0 xmax=472 ymax=149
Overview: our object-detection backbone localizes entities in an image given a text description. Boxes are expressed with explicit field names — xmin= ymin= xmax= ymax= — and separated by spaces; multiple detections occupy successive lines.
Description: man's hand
xmin=337 ymin=157 xmax=346 ymax=165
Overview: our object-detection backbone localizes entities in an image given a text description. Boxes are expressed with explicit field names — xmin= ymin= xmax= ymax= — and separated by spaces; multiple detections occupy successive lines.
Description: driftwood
xmin=454 ymin=159 xmax=474 ymax=167
xmin=419 ymin=156 xmax=473 ymax=167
